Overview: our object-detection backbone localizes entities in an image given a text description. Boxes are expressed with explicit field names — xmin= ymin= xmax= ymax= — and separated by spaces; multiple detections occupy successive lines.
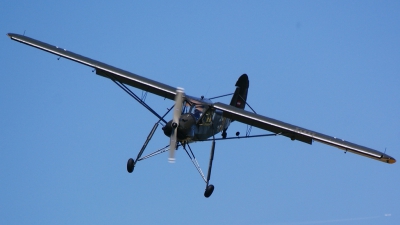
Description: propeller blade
xmin=169 ymin=87 xmax=184 ymax=163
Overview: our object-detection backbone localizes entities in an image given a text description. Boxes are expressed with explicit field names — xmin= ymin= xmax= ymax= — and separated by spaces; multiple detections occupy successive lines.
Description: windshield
xmin=189 ymin=102 xmax=204 ymax=121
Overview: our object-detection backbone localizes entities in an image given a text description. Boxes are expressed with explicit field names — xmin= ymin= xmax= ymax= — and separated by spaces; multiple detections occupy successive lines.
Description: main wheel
xmin=204 ymin=184 xmax=215 ymax=198
xmin=127 ymin=158 xmax=135 ymax=173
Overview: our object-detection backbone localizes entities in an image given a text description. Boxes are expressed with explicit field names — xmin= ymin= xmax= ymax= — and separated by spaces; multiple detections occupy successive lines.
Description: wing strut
xmin=111 ymin=78 xmax=168 ymax=125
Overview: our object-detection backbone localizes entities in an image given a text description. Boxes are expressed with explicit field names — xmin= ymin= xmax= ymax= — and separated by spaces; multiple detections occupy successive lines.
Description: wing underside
xmin=7 ymin=33 xmax=177 ymax=100
xmin=212 ymin=102 xmax=396 ymax=164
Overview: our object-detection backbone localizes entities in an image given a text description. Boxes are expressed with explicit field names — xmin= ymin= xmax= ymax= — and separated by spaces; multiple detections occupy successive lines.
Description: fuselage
xmin=163 ymin=74 xmax=249 ymax=144
xmin=162 ymin=96 xmax=231 ymax=143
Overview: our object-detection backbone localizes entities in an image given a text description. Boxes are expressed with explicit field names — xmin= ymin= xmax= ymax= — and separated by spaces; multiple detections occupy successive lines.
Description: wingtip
xmin=6 ymin=33 xmax=16 ymax=39
xmin=387 ymin=158 xmax=396 ymax=164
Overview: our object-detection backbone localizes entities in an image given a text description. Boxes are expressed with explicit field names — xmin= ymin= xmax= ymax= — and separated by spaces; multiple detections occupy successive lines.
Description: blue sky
xmin=1 ymin=1 xmax=399 ymax=224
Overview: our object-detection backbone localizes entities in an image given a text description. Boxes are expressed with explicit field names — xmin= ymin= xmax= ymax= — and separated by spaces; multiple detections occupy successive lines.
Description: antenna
xmin=204 ymin=86 xmax=210 ymax=98
xmin=23 ymin=30 xmax=26 ymax=36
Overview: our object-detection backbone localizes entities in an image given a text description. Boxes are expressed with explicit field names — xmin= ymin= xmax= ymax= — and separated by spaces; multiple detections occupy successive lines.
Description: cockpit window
xmin=187 ymin=98 xmax=212 ymax=124
xmin=190 ymin=104 xmax=204 ymax=120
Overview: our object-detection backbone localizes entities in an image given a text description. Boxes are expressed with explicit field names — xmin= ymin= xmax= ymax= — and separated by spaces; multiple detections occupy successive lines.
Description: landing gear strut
xmin=204 ymin=139 xmax=216 ymax=198
xmin=127 ymin=123 xmax=159 ymax=173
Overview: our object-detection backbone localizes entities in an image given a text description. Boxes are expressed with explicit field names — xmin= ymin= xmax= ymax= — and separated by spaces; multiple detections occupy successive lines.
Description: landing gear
xmin=127 ymin=121 xmax=219 ymax=198
xmin=182 ymin=138 xmax=217 ymax=198
xmin=204 ymin=184 xmax=214 ymax=198
xmin=204 ymin=139 xmax=216 ymax=198
xmin=222 ymin=129 xmax=227 ymax=139
xmin=127 ymin=123 xmax=159 ymax=174
xmin=127 ymin=158 xmax=135 ymax=173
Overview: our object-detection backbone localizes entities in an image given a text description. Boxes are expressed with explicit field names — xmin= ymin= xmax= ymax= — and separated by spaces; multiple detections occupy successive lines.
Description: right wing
xmin=7 ymin=33 xmax=177 ymax=100
xmin=212 ymin=102 xmax=396 ymax=164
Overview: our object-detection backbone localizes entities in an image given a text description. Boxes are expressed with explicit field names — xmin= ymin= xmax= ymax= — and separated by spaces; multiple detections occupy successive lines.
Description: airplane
xmin=7 ymin=33 xmax=396 ymax=198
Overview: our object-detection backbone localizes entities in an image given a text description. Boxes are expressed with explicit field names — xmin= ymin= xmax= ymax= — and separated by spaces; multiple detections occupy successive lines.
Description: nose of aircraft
xmin=162 ymin=121 xmax=173 ymax=136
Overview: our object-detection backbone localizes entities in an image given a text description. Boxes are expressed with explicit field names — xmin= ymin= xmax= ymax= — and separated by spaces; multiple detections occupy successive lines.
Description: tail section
xmin=230 ymin=74 xmax=249 ymax=109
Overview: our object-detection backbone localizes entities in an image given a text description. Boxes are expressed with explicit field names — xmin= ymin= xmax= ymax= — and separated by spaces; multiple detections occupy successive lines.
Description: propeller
xmin=169 ymin=87 xmax=185 ymax=163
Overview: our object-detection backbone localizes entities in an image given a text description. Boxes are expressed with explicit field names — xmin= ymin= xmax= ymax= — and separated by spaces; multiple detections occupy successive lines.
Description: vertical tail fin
xmin=230 ymin=74 xmax=249 ymax=109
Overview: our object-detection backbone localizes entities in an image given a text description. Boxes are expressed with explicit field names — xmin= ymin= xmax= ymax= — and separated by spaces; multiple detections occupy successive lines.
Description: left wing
xmin=7 ymin=33 xmax=177 ymax=100
xmin=212 ymin=102 xmax=396 ymax=164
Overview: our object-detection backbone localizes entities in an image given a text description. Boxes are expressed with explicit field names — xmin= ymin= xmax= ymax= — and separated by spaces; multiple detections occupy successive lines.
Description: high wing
xmin=8 ymin=33 xmax=396 ymax=164
xmin=212 ymin=102 xmax=396 ymax=164
xmin=7 ymin=33 xmax=177 ymax=100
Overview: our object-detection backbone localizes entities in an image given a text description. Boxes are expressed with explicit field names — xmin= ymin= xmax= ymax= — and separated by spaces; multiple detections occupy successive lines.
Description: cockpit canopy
xmin=185 ymin=96 xmax=213 ymax=125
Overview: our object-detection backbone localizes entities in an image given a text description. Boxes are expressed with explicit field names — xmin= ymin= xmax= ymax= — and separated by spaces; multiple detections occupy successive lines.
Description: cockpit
xmin=184 ymin=96 xmax=213 ymax=125
xmin=189 ymin=103 xmax=204 ymax=120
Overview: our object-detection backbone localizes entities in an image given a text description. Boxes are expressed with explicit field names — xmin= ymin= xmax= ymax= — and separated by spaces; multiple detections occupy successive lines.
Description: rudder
xmin=230 ymin=74 xmax=249 ymax=109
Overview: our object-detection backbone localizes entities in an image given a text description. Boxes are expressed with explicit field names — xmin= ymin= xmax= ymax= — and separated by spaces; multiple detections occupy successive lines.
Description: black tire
xmin=204 ymin=184 xmax=215 ymax=198
xmin=127 ymin=158 xmax=135 ymax=173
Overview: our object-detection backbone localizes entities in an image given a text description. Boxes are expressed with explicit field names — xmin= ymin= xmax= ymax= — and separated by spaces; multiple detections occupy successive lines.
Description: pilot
xmin=194 ymin=109 xmax=202 ymax=120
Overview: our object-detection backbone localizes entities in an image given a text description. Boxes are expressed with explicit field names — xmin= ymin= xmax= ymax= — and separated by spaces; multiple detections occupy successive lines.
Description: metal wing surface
xmin=213 ymin=102 xmax=396 ymax=164
xmin=7 ymin=33 xmax=177 ymax=100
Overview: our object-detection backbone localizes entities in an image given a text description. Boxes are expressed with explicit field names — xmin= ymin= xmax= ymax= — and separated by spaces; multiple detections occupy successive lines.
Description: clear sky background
xmin=1 ymin=1 xmax=399 ymax=225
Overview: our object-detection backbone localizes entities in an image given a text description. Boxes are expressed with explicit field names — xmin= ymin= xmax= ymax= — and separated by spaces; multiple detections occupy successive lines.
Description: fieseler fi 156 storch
xmin=8 ymin=33 xmax=396 ymax=198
